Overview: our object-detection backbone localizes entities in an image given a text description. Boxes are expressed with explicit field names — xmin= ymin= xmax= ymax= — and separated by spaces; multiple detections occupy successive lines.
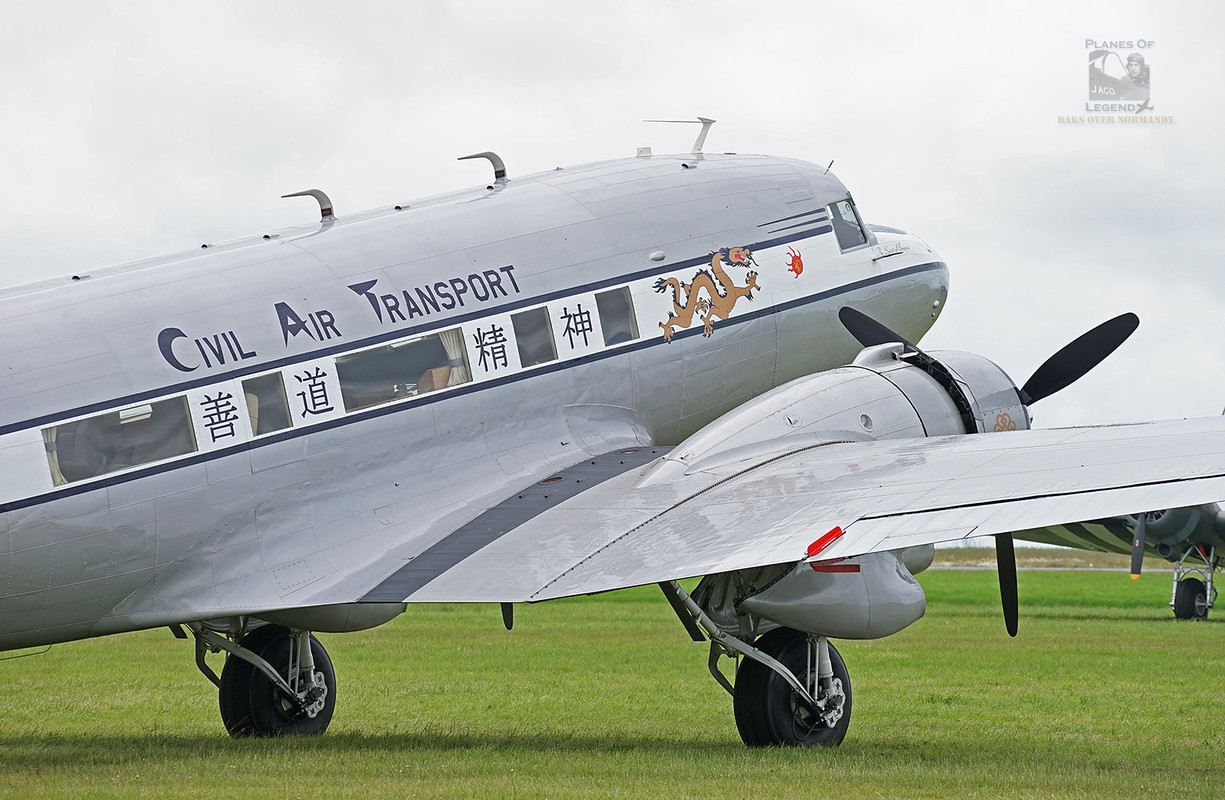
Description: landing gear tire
xmin=218 ymin=624 xmax=336 ymax=737
xmin=1174 ymin=577 xmax=1209 ymax=620
xmin=733 ymin=627 xmax=852 ymax=747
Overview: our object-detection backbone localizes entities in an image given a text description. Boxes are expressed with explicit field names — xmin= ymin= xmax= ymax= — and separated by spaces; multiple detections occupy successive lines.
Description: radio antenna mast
xmin=643 ymin=117 xmax=717 ymax=154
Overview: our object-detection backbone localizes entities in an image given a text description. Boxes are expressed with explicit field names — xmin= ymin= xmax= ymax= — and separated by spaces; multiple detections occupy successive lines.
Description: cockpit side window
xmin=830 ymin=198 xmax=868 ymax=251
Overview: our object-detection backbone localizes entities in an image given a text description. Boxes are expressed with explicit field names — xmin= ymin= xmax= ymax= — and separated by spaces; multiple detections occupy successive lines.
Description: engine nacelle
xmin=737 ymin=552 xmax=927 ymax=639
xmin=659 ymin=343 xmax=1029 ymax=484
xmin=1149 ymin=504 xmax=1225 ymax=559
xmin=681 ymin=342 xmax=1029 ymax=642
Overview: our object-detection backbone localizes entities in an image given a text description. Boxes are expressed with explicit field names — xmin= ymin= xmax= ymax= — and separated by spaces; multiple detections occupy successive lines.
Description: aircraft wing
xmin=372 ymin=415 xmax=1225 ymax=603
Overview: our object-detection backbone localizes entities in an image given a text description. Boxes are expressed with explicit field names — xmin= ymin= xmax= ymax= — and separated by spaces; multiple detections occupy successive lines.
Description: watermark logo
xmin=1059 ymin=39 xmax=1173 ymax=125
xmin=1089 ymin=42 xmax=1151 ymax=109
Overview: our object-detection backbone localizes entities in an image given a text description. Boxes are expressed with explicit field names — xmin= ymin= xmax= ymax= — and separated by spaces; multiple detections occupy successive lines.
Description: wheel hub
xmin=277 ymin=670 xmax=328 ymax=719
xmin=791 ymin=676 xmax=845 ymax=731
xmin=300 ymin=671 xmax=329 ymax=718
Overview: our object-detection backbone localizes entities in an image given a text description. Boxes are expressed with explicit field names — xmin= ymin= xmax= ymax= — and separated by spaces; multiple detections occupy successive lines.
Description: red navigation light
xmin=806 ymin=526 xmax=844 ymax=558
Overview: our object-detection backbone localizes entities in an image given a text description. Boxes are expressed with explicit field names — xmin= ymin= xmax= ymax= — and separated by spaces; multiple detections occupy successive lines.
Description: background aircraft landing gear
xmin=211 ymin=624 xmax=336 ymax=736
xmin=733 ymin=627 xmax=851 ymax=747
xmin=1171 ymin=545 xmax=1217 ymax=620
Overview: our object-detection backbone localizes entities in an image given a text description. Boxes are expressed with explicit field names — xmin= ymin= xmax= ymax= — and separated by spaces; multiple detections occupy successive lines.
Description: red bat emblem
xmin=786 ymin=246 xmax=803 ymax=278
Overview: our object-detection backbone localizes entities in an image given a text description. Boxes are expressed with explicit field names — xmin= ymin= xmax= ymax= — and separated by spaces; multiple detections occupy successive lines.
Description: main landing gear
xmin=187 ymin=622 xmax=336 ymax=736
xmin=1171 ymin=544 xmax=1218 ymax=620
xmin=1166 ymin=546 xmax=1215 ymax=619
xmin=733 ymin=627 xmax=851 ymax=747
xmin=661 ymin=580 xmax=852 ymax=747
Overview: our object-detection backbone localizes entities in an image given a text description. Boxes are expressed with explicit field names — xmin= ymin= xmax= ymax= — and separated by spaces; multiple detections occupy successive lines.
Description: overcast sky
xmin=1 ymin=1 xmax=1222 ymax=429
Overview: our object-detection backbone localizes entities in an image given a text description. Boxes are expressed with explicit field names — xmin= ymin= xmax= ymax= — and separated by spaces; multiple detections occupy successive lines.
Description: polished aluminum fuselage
xmin=0 ymin=152 xmax=947 ymax=650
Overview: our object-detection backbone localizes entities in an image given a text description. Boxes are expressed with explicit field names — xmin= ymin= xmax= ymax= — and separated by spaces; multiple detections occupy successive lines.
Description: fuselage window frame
xmin=595 ymin=286 xmax=640 ymax=346
xmin=335 ymin=327 xmax=471 ymax=413
xmin=241 ymin=371 xmax=294 ymax=437
xmin=42 ymin=396 xmax=198 ymax=487
xmin=511 ymin=306 xmax=558 ymax=367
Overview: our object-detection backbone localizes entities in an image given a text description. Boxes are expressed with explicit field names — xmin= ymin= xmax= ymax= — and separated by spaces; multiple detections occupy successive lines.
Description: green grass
xmin=1 ymin=568 xmax=1222 ymax=798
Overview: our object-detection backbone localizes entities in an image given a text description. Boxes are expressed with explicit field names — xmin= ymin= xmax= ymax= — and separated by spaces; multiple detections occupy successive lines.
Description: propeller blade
xmin=995 ymin=533 xmax=1019 ymax=637
xmin=1130 ymin=514 xmax=1147 ymax=579
xmin=838 ymin=307 xmax=918 ymax=352
xmin=1019 ymin=313 xmax=1139 ymax=405
xmin=501 ymin=602 xmax=514 ymax=630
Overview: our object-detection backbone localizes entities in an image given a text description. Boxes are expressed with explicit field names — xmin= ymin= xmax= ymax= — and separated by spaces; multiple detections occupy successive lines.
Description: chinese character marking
xmin=473 ymin=324 xmax=508 ymax=372
xmin=560 ymin=304 xmax=593 ymax=349
xmin=295 ymin=367 xmax=335 ymax=417
xmin=200 ymin=391 xmax=240 ymax=442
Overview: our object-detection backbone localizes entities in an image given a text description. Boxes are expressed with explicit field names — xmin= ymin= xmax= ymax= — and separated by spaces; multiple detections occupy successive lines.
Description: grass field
xmin=2 ymin=552 xmax=1223 ymax=798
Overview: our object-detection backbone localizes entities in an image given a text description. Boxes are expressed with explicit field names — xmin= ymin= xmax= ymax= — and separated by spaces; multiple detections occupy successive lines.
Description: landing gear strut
xmin=660 ymin=580 xmax=852 ymax=747
xmin=1171 ymin=545 xmax=1218 ymax=620
xmin=188 ymin=622 xmax=336 ymax=736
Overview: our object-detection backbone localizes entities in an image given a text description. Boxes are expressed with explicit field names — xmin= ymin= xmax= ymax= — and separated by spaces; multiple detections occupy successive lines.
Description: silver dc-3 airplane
xmin=4 ymin=122 xmax=1225 ymax=747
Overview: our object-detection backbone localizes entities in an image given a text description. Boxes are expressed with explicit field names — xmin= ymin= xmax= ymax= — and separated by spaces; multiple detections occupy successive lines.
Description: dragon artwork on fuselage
xmin=654 ymin=246 xmax=761 ymax=341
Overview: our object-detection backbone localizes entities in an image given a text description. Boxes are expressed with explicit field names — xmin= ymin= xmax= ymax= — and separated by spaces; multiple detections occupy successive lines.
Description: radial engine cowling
xmin=858 ymin=344 xmax=1032 ymax=437
xmin=662 ymin=343 xmax=1030 ymax=484
xmin=1149 ymin=504 xmax=1225 ymax=559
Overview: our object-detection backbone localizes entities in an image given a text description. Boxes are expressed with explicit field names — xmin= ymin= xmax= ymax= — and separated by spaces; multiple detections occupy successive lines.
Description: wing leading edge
xmin=389 ymin=416 xmax=1225 ymax=603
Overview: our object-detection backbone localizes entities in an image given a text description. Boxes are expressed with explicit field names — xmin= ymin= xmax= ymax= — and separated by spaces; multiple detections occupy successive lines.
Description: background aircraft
xmin=1018 ymin=505 xmax=1224 ymax=619
xmin=4 ymin=126 xmax=1225 ymax=746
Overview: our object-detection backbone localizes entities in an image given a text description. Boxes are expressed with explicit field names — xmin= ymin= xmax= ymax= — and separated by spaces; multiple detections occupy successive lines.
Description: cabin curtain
xmin=439 ymin=329 xmax=471 ymax=386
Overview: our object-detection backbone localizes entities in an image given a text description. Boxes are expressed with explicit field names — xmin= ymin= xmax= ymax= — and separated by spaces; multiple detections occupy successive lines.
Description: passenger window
xmin=336 ymin=327 xmax=469 ymax=412
xmin=43 ymin=397 xmax=197 ymax=486
xmin=595 ymin=287 xmax=639 ymax=345
xmin=512 ymin=307 xmax=557 ymax=367
xmin=241 ymin=373 xmax=293 ymax=436
xmin=830 ymin=198 xmax=868 ymax=250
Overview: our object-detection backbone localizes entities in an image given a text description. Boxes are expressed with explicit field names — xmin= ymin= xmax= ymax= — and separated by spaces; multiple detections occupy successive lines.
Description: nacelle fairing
xmin=738 ymin=552 xmax=927 ymax=640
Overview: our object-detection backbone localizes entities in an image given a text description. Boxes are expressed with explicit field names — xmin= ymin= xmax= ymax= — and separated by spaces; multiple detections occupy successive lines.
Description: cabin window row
xmin=507 ymin=287 xmax=640 ymax=369
xmin=41 ymin=287 xmax=640 ymax=486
